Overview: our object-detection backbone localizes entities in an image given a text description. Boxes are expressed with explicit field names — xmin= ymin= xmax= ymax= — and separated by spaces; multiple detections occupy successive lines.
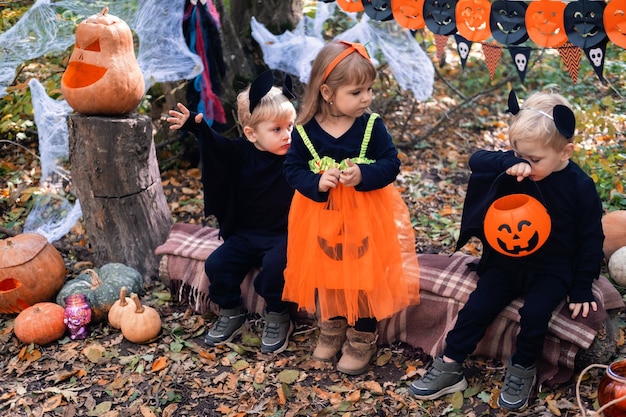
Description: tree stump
xmin=68 ymin=114 xmax=172 ymax=284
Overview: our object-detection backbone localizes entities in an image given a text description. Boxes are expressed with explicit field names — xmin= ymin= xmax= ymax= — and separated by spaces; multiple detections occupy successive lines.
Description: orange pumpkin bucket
xmin=484 ymin=193 xmax=551 ymax=257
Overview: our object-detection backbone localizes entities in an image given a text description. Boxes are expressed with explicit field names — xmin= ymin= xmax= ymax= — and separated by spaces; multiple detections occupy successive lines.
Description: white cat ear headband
xmin=506 ymin=90 xmax=576 ymax=139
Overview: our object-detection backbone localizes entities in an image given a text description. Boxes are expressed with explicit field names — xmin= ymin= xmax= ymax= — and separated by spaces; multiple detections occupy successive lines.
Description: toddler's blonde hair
xmin=508 ymin=92 xmax=574 ymax=151
xmin=237 ymin=85 xmax=296 ymax=129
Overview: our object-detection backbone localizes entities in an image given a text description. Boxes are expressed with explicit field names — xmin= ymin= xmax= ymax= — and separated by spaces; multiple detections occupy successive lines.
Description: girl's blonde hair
xmin=508 ymin=92 xmax=574 ymax=151
xmin=297 ymin=41 xmax=377 ymax=125
xmin=237 ymin=85 xmax=296 ymax=129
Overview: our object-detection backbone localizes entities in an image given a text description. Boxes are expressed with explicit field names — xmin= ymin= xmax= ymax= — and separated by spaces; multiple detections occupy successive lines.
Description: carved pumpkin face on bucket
xmin=61 ymin=6 xmax=145 ymax=115
xmin=484 ymin=194 xmax=551 ymax=257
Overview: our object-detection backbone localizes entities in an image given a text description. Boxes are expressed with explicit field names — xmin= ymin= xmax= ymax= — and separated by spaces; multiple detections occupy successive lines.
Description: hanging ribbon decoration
xmin=325 ymin=0 xmax=624 ymax=85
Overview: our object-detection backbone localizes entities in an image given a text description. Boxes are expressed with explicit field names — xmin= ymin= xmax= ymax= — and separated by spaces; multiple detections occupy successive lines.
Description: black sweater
xmin=182 ymin=115 xmax=293 ymax=239
xmin=457 ymin=150 xmax=604 ymax=302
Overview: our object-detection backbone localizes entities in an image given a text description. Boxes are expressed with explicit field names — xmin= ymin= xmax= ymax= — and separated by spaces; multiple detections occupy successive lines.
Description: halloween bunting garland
xmin=330 ymin=0 xmax=625 ymax=85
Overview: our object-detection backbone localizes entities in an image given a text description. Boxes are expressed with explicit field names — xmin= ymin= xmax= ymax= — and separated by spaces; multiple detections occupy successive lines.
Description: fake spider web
xmin=3 ymin=0 xmax=434 ymax=242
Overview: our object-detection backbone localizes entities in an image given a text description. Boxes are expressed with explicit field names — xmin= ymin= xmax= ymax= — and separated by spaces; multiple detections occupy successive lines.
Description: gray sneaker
xmin=261 ymin=310 xmax=293 ymax=353
xmin=409 ymin=357 xmax=468 ymax=400
xmin=205 ymin=306 xmax=246 ymax=346
xmin=498 ymin=361 xmax=536 ymax=411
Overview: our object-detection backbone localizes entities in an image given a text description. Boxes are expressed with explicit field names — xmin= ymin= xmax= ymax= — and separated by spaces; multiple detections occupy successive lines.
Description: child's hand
xmin=568 ymin=300 xmax=598 ymax=319
xmin=167 ymin=102 xmax=203 ymax=130
xmin=318 ymin=168 xmax=341 ymax=192
xmin=506 ymin=162 xmax=532 ymax=182
xmin=339 ymin=159 xmax=362 ymax=187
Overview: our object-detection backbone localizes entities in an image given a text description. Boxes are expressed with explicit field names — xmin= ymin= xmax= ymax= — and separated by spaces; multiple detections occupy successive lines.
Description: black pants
xmin=443 ymin=264 xmax=570 ymax=368
xmin=204 ymin=232 xmax=290 ymax=313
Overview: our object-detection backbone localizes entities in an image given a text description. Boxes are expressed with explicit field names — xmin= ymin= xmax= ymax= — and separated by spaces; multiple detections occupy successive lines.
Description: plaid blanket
xmin=155 ymin=222 xmax=625 ymax=385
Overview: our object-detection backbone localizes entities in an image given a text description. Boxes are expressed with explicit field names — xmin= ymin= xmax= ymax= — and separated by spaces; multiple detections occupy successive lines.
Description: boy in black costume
xmin=409 ymin=91 xmax=604 ymax=411
xmin=167 ymin=71 xmax=296 ymax=353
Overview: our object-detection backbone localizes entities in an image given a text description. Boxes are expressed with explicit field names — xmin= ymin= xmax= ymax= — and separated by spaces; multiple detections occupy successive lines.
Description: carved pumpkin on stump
xmin=61 ymin=6 xmax=144 ymax=115
xmin=484 ymin=194 xmax=551 ymax=257
xmin=0 ymin=233 xmax=66 ymax=313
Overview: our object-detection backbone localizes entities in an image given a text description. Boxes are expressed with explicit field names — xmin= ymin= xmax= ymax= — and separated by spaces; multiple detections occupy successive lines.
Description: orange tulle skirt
xmin=283 ymin=184 xmax=420 ymax=325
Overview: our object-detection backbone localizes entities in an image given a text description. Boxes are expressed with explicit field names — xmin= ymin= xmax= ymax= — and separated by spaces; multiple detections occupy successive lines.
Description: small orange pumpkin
xmin=14 ymin=302 xmax=67 ymax=345
xmin=107 ymin=286 xmax=135 ymax=329
xmin=0 ymin=233 xmax=66 ymax=313
xmin=61 ymin=6 xmax=145 ymax=115
xmin=602 ymin=210 xmax=626 ymax=262
xmin=120 ymin=293 xmax=161 ymax=343
xmin=484 ymin=194 xmax=551 ymax=257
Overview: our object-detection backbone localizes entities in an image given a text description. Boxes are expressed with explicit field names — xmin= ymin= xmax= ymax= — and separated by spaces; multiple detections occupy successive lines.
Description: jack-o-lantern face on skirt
xmin=317 ymin=209 xmax=369 ymax=261
xmin=490 ymin=0 xmax=529 ymax=45
xmin=484 ymin=194 xmax=551 ymax=257
xmin=526 ymin=0 xmax=568 ymax=48
xmin=424 ymin=0 xmax=458 ymax=35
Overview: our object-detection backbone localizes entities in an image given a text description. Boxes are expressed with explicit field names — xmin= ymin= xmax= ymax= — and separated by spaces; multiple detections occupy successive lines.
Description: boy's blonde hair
xmin=237 ymin=85 xmax=296 ymax=129
xmin=508 ymin=92 xmax=574 ymax=151
xmin=297 ymin=41 xmax=377 ymax=125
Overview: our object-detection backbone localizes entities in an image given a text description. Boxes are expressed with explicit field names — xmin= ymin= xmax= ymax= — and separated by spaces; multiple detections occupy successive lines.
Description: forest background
xmin=1 ymin=0 xmax=626 ymax=416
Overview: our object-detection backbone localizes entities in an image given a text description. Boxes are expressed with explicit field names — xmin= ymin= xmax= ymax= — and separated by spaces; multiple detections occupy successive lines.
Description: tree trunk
xmin=68 ymin=114 xmax=172 ymax=284
xmin=213 ymin=0 xmax=303 ymax=102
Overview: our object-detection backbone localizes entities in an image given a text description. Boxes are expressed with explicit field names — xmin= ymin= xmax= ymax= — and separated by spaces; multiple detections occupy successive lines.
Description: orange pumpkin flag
xmin=604 ymin=0 xmax=626 ymax=49
xmin=61 ymin=6 xmax=145 ymax=115
xmin=392 ymin=0 xmax=426 ymax=30
xmin=456 ymin=0 xmax=492 ymax=42
xmin=526 ymin=0 xmax=568 ymax=48
xmin=337 ymin=0 xmax=365 ymax=13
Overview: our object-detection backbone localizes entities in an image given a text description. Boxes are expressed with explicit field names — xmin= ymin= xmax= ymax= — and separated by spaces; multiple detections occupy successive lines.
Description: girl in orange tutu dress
xmin=283 ymin=40 xmax=420 ymax=375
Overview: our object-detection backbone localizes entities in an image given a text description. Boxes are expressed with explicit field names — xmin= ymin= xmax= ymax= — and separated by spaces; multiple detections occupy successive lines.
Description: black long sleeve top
xmin=182 ymin=114 xmax=293 ymax=239
xmin=284 ymin=114 xmax=400 ymax=202
xmin=457 ymin=150 xmax=604 ymax=302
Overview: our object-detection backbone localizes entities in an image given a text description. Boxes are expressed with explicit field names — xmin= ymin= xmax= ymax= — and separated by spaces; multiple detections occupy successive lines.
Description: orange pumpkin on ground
xmin=602 ymin=210 xmax=626 ymax=262
xmin=61 ymin=6 xmax=145 ymax=115
xmin=14 ymin=302 xmax=67 ymax=345
xmin=0 ymin=233 xmax=66 ymax=313
xmin=107 ymin=286 xmax=135 ymax=329
xmin=120 ymin=293 xmax=161 ymax=343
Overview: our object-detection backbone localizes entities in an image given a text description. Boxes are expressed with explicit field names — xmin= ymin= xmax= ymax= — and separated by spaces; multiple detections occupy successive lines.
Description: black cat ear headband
xmin=249 ymin=70 xmax=296 ymax=114
xmin=506 ymin=90 xmax=576 ymax=139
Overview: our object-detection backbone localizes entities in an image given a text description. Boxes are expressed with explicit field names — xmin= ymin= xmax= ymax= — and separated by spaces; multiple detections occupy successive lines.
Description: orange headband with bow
xmin=322 ymin=41 xmax=371 ymax=82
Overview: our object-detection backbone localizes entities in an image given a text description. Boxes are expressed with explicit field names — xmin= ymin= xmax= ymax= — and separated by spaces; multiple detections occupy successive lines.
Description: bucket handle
xmin=576 ymin=363 xmax=626 ymax=416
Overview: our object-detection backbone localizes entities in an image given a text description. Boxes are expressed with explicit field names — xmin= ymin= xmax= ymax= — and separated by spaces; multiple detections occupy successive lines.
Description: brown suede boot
xmin=336 ymin=328 xmax=378 ymax=375
xmin=312 ymin=319 xmax=348 ymax=361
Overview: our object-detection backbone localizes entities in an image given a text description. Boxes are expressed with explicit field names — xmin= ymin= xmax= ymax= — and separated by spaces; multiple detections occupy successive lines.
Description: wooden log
xmin=68 ymin=114 xmax=172 ymax=284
